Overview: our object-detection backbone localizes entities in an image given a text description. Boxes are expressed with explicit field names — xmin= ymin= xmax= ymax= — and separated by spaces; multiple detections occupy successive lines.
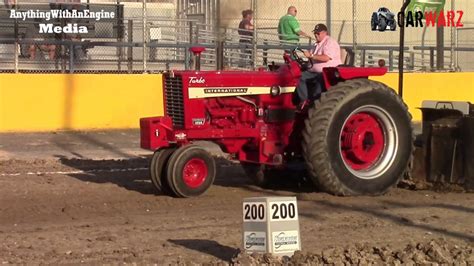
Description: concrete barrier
xmin=372 ymin=72 xmax=474 ymax=121
xmin=0 ymin=74 xmax=164 ymax=132
xmin=0 ymin=72 xmax=472 ymax=132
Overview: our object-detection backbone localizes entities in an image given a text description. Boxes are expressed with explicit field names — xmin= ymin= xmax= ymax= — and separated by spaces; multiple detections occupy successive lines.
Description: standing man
xmin=278 ymin=6 xmax=310 ymax=44
xmin=238 ymin=9 xmax=254 ymax=67
xmin=296 ymin=23 xmax=341 ymax=110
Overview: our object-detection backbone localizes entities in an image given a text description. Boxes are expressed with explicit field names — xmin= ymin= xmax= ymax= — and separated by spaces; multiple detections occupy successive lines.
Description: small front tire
xmin=166 ymin=145 xmax=216 ymax=198
xmin=150 ymin=148 xmax=176 ymax=194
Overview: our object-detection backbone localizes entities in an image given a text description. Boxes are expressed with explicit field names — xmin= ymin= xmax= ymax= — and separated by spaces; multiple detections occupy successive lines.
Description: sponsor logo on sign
xmin=189 ymin=77 xmax=205 ymax=84
xmin=244 ymin=232 xmax=266 ymax=251
xmin=272 ymin=231 xmax=299 ymax=252
xmin=204 ymin=88 xmax=248 ymax=94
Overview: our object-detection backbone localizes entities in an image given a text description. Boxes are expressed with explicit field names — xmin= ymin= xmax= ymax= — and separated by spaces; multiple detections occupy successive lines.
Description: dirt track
xmin=0 ymin=158 xmax=473 ymax=264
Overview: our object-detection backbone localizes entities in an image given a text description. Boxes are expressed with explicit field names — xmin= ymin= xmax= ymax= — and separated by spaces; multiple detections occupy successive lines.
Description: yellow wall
xmin=0 ymin=74 xmax=164 ymax=132
xmin=0 ymin=72 xmax=473 ymax=132
xmin=371 ymin=72 xmax=474 ymax=121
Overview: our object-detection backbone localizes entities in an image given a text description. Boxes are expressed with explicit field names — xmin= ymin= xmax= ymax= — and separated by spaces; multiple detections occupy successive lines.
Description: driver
xmin=296 ymin=24 xmax=341 ymax=110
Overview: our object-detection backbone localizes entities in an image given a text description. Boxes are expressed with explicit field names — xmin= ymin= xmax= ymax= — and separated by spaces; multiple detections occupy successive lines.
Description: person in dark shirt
xmin=238 ymin=9 xmax=254 ymax=67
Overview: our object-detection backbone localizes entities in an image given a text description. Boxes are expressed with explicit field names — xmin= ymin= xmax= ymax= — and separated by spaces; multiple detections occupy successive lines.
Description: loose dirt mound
xmin=231 ymin=239 xmax=473 ymax=265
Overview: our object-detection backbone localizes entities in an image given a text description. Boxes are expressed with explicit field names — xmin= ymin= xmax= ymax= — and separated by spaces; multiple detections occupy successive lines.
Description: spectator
xmin=3 ymin=0 xmax=15 ymax=8
xmin=295 ymin=23 xmax=341 ymax=110
xmin=278 ymin=6 xmax=310 ymax=44
xmin=25 ymin=21 xmax=56 ymax=60
xmin=238 ymin=9 xmax=254 ymax=67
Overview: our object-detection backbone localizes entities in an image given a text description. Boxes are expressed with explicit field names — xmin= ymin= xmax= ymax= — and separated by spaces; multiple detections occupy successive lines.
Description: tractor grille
xmin=164 ymin=75 xmax=185 ymax=128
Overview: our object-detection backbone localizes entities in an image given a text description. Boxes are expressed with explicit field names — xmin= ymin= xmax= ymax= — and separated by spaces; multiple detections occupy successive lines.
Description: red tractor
xmin=140 ymin=45 xmax=414 ymax=197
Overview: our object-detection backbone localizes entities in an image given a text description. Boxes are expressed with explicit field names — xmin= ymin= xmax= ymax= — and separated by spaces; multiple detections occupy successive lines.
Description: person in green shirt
xmin=278 ymin=6 xmax=310 ymax=44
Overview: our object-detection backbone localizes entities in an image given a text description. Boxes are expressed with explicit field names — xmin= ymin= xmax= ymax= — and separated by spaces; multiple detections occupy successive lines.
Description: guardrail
xmin=413 ymin=46 xmax=474 ymax=71
xmin=1 ymin=18 xmax=472 ymax=73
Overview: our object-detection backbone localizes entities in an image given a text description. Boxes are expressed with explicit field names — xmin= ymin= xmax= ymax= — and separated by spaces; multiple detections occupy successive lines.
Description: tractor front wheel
xmin=166 ymin=145 xmax=216 ymax=198
xmin=302 ymin=79 xmax=413 ymax=196
xmin=150 ymin=147 xmax=176 ymax=194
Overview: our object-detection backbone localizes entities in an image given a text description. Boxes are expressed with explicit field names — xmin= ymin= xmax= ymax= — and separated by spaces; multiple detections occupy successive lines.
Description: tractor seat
xmin=338 ymin=48 xmax=355 ymax=67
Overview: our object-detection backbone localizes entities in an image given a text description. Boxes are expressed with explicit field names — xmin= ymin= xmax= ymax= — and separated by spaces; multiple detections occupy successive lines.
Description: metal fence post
xmin=142 ymin=0 xmax=147 ymax=72
xmin=450 ymin=0 xmax=455 ymax=71
xmin=189 ymin=21 xmax=194 ymax=44
xmin=430 ymin=47 xmax=435 ymax=71
xmin=14 ymin=4 xmax=18 ymax=73
xmin=252 ymin=0 xmax=257 ymax=70
xmin=388 ymin=49 xmax=393 ymax=72
xmin=326 ymin=0 xmax=331 ymax=35
xmin=215 ymin=0 xmax=223 ymax=70
xmin=69 ymin=43 xmax=74 ymax=74
xmin=352 ymin=0 xmax=357 ymax=57
xmin=128 ymin=20 xmax=133 ymax=73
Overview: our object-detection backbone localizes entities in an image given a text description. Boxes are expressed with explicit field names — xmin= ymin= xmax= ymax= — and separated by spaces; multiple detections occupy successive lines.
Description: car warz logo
xmin=371 ymin=5 xmax=464 ymax=32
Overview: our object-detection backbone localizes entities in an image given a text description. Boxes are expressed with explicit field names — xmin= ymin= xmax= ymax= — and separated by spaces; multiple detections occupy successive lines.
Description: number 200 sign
xmin=243 ymin=202 xmax=266 ymax=221
xmin=243 ymin=201 xmax=298 ymax=222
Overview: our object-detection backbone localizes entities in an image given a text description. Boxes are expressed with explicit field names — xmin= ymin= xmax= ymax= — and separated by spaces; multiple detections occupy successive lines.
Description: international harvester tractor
xmin=140 ymin=45 xmax=413 ymax=198
xmin=140 ymin=2 xmax=416 ymax=197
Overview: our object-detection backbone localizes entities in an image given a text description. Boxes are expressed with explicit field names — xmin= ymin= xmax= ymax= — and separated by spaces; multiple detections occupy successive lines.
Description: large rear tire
xmin=302 ymin=79 xmax=413 ymax=196
xmin=166 ymin=145 xmax=216 ymax=198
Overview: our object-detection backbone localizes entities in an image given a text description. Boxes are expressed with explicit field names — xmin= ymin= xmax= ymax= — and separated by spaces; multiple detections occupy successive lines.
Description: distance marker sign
xmin=242 ymin=197 xmax=300 ymax=256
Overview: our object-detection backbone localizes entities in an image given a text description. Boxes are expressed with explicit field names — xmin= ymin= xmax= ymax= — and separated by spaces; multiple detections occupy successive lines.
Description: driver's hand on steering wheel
xmin=303 ymin=50 xmax=311 ymax=58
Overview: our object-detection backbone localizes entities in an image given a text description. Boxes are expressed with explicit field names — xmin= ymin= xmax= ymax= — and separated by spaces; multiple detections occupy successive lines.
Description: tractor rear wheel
xmin=150 ymin=147 xmax=176 ymax=194
xmin=166 ymin=145 xmax=216 ymax=198
xmin=302 ymin=79 xmax=413 ymax=196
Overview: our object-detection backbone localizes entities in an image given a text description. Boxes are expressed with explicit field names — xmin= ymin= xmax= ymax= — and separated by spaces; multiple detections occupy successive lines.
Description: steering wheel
xmin=291 ymin=47 xmax=314 ymax=71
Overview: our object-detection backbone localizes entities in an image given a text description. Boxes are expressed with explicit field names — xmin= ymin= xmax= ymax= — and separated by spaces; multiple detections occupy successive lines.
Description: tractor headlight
xmin=334 ymin=70 xmax=340 ymax=78
xmin=270 ymin=86 xmax=281 ymax=96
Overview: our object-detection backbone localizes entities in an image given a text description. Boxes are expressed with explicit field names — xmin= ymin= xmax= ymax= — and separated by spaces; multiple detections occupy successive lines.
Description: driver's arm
xmin=307 ymin=54 xmax=331 ymax=62
xmin=303 ymin=50 xmax=331 ymax=62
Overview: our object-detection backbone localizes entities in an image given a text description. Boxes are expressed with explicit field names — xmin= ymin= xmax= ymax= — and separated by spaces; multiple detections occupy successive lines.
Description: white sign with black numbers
xmin=243 ymin=202 xmax=266 ymax=222
xmin=242 ymin=197 xmax=301 ymax=257
xmin=270 ymin=201 xmax=298 ymax=221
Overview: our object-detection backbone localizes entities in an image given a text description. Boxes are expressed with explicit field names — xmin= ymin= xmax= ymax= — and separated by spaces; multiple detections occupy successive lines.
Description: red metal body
xmin=140 ymin=58 xmax=387 ymax=166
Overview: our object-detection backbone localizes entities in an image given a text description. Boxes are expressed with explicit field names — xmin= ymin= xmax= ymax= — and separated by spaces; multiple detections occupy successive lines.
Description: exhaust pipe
xmin=189 ymin=47 xmax=206 ymax=71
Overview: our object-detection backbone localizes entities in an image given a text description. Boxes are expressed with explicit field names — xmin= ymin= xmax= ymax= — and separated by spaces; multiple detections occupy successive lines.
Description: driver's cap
xmin=312 ymin=23 xmax=328 ymax=33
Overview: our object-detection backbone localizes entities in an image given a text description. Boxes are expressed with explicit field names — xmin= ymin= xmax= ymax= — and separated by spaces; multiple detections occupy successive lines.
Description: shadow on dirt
xmin=56 ymin=155 xmax=158 ymax=195
xmin=56 ymin=155 xmax=315 ymax=196
xmin=167 ymin=239 xmax=238 ymax=261
xmin=303 ymin=199 xmax=474 ymax=242
xmin=381 ymin=200 xmax=474 ymax=214
xmin=50 ymin=130 xmax=141 ymax=159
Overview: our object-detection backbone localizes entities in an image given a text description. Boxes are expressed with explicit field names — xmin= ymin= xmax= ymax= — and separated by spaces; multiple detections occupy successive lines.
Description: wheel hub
xmin=182 ymin=158 xmax=208 ymax=188
xmin=341 ymin=112 xmax=384 ymax=170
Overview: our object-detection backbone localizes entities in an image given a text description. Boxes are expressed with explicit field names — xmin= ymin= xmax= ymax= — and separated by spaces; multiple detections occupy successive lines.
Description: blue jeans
xmin=296 ymin=71 xmax=323 ymax=103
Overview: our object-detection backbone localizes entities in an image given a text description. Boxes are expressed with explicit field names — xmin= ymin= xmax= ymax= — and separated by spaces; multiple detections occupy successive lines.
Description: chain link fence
xmin=0 ymin=0 xmax=472 ymax=73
